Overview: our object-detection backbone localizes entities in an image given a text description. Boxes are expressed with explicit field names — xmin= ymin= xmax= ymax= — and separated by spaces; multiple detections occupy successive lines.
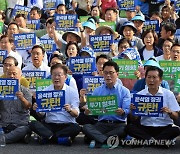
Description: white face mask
xmin=85 ymin=32 xmax=90 ymax=46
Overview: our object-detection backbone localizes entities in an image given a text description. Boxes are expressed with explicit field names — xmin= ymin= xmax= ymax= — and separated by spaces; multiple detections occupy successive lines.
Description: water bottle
xmin=0 ymin=128 xmax=6 ymax=147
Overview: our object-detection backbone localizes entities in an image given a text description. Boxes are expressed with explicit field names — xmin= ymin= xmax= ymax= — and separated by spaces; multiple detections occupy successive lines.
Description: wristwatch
xmin=80 ymin=29 xmax=84 ymax=32
xmin=68 ymin=108 xmax=72 ymax=113
xmin=122 ymin=110 xmax=125 ymax=116
xmin=168 ymin=111 xmax=173 ymax=116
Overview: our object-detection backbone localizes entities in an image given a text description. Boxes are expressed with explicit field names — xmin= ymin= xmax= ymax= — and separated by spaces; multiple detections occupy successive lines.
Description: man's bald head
xmin=6 ymin=66 xmax=22 ymax=80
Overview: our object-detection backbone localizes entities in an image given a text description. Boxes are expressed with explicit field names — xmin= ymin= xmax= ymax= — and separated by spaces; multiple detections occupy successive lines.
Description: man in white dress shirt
xmin=126 ymin=66 xmax=180 ymax=147
xmin=0 ymin=34 xmax=22 ymax=69
xmin=30 ymin=63 xmax=81 ymax=145
xmin=22 ymin=45 xmax=50 ymax=78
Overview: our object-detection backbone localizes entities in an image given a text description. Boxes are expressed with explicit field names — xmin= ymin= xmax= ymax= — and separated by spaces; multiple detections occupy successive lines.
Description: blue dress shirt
xmin=92 ymin=81 xmax=131 ymax=122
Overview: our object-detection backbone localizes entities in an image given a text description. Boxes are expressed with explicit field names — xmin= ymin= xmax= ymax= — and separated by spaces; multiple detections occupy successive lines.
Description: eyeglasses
xmin=133 ymin=20 xmax=143 ymax=24
xmin=103 ymin=71 xmax=116 ymax=75
xmin=119 ymin=45 xmax=129 ymax=49
xmin=171 ymin=50 xmax=180 ymax=54
xmin=50 ymin=62 xmax=62 ymax=66
xmin=51 ymin=73 xmax=65 ymax=77
xmin=3 ymin=63 xmax=15 ymax=67
xmin=96 ymin=62 xmax=104 ymax=66
xmin=7 ymin=72 xmax=18 ymax=76
xmin=163 ymin=45 xmax=171 ymax=48
xmin=31 ymin=52 xmax=42 ymax=56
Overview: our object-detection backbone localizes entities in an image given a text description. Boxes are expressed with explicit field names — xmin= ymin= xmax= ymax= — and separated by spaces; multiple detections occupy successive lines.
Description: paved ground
xmin=1 ymin=134 xmax=180 ymax=154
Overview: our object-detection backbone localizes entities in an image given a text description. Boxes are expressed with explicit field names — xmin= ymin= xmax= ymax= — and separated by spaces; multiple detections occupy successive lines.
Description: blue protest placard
xmin=40 ymin=39 xmax=56 ymax=55
xmin=132 ymin=94 xmax=163 ymax=117
xmin=22 ymin=71 xmax=46 ymax=90
xmin=69 ymin=57 xmax=96 ymax=75
xmin=43 ymin=0 xmax=58 ymax=10
xmin=55 ymin=14 xmax=78 ymax=31
xmin=118 ymin=0 xmax=136 ymax=11
xmin=89 ymin=35 xmax=113 ymax=52
xmin=11 ymin=5 xmax=31 ymax=18
xmin=36 ymin=90 xmax=65 ymax=112
xmin=175 ymin=29 xmax=180 ymax=46
xmin=175 ymin=0 xmax=180 ymax=11
xmin=175 ymin=29 xmax=180 ymax=37
xmin=0 ymin=50 xmax=7 ymax=67
xmin=130 ymin=41 xmax=136 ymax=47
xmin=143 ymin=20 xmax=160 ymax=34
xmin=83 ymin=76 xmax=105 ymax=95
xmin=26 ymin=20 xmax=40 ymax=30
xmin=13 ymin=33 xmax=36 ymax=50
xmin=0 ymin=78 xmax=19 ymax=100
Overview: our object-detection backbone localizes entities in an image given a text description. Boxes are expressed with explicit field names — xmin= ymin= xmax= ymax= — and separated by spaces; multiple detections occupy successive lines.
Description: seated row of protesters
xmin=0 ymin=54 xmax=180 ymax=148
xmin=0 ymin=0 xmax=180 ymax=149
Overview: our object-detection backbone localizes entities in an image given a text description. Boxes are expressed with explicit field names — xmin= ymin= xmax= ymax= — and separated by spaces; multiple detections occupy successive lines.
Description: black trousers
xmin=30 ymin=121 xmax=81 ymax=139
xmin=76 ymin=112 xmax=98 ymax=125
xmin=126 ymin=123 xmax=180 ymax=140
xmin=83 ymin=122 xmax=126 ymax=144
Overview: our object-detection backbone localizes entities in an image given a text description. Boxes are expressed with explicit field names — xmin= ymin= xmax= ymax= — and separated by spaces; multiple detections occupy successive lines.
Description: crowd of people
xmin=0 ymin=0 xmax=180 ymax=149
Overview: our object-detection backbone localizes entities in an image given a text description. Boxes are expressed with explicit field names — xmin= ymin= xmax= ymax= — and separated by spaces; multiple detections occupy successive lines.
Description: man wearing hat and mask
xmin=133 ymin=57 xmax=170 ymax=92
xmin=77 ymin=18 xmax=96 ymax=47
xmin=131 ymin=14 xmax=145 ymax=38
xmin=119 ymin=21 xmax=144 ymax=50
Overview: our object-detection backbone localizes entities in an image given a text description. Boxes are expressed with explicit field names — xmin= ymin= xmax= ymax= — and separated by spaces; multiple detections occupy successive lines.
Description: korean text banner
xmin=143 ymin=20 xmax=160 ymax=34
xmin=40 ymin=39 xmax=56 ymax=55
xmin=0 ymin=50 xmax=7 ymax=67
xmin=0 ymin=78 xmax=19 ymax=100
xmin=118 ymin=0 xmax=136 ymax=11
xmin=79 ymin=16 xmax=91 ymax=23
xmin=99 ymin=22 xmax=116 ymax=31
xmin=69 ymin=57 xmax=96 ymax=75
xmin=83 ymin=76 xmax=105 ymax=95
xmin=89 ymin=35 xmax=113 ymax=52
xmin=22 ymin=71 xmax=46 ymax=90
xmin=113 ymin=59 xmax=138 ymax=79
xmin=11 ymin=5 xmax=31 ymax=18
xmin=87 ymin=95 xmax=118 ymax=115
xmin=55 ymin=14 xmax=78 ymax=31
xmin=36 ymin=79 xmax=52 ymax=91
xmin=159 ymin=61 xmax=180 ymax=80
xmin=175 ymin=0 xmax=180 ymax=11
xmin=175 ymin=29 xmax=180 ymax=38
xmin=132 ymin=94 xmax=163 ymax=117
xmin=14 ymin=33 xmax=36 ymax=50
xmin=43 ymin=0 xmax=58 ymax=10
xmin=36 ymin=90 xmax=65 ymax=112
xmin=26 ymin=20 xmax=40 ymax=30
xmin=0 ymin=22 xmax=3 ymax=34
xmin=174 ymin=72 xmax=180 ymax=92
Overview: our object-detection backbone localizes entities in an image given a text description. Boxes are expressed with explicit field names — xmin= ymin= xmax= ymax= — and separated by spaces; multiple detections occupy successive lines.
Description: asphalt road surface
xmin=1 ymin=134 xmax=180 ymax=154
